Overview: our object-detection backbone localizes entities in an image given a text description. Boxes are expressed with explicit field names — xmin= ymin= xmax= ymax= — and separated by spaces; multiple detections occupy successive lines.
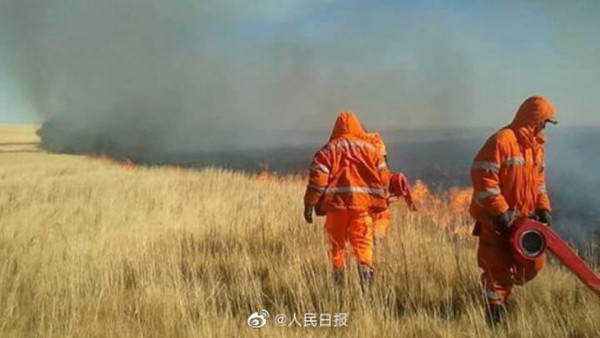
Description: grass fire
xmin=1 ymin=126 xmax=599 ymax=337
xmin=2 ymin=1 xmax=600 ymax=337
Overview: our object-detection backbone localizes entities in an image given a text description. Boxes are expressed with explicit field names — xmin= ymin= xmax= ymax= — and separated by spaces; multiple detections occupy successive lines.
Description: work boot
xmin=358 ymin=264 xmax=374 ymax=289
xmin=333 ymin=269 xmax=345 ymax=286
xmin=486 ymin=304 xmax=506 ymax=326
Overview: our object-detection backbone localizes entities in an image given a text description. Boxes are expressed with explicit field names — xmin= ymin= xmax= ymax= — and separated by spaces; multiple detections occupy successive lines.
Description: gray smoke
xmin=2 ymin=1 xmax=328 ymax=154
xmin=1 ymin=0 xmax=519 ymax=160
xmin=545 ymin=127 xmax=600 ymax=250
xmin=3 ymin=1 xmax=600 ymax=154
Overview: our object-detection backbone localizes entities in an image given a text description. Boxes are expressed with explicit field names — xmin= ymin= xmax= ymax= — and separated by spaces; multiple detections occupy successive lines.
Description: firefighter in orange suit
xmin=469 ymin=95 xmax=557 ymax=324
xmin=365 ymin=132 xmax=393 ymax=238
xmin=304 ymin=111 xmax=390 ymax=286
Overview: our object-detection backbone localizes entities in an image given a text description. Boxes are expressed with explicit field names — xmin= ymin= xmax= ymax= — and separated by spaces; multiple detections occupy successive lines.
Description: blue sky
xmin=1 ymin=0 xmax=599 ymax=128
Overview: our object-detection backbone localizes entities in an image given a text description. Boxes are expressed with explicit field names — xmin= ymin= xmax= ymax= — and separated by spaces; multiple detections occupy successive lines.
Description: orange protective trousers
xmin=478 ymin=220 xmax=546 ymax=306
xmin=325 ymin=210 xmax=374 ymax=270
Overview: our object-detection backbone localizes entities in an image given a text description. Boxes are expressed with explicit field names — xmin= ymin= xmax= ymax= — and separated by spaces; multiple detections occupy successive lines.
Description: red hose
xmin=510 ymin=218 xmax=600 ymax=297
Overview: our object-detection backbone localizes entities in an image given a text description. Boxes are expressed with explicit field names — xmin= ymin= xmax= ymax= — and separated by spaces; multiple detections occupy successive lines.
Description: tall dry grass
xmin=0 ymin=126 xmax=598 ymax=337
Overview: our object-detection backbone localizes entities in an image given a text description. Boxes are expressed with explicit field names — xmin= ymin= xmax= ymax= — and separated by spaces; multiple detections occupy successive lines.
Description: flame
xmin=448 ymin=187 xmax=473 ymax=213
xmin=89 ymin=152 xmax=475 ymax=237
xmin=123 ymin=158 xmax=135 ymax=171
xmin=396 ymin=179 xmax=474 ymax=238
xmin=92 ymin=152 xmax=135 ymax=171
xmin=257 ymin=161 xmax=275 ymax=183
xmin=93 ymin=152 xmax=112 ymax=163
xmin=405 ymin=180 xmax=472 ymax=214
xmin=411 ymin=179 xmax=431 ymax=206
xmin=444 ymin=186 xmax=474 ymax=237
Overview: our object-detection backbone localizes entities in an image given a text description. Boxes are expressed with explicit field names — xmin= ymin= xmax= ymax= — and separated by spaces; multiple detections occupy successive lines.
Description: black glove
xmin=304 ymin=205 xmax=314 ymax=224
xmin=491 ymin=212 xmax=511 ymax=234
xmin=535 ymin=209 xmax=552 ymax=227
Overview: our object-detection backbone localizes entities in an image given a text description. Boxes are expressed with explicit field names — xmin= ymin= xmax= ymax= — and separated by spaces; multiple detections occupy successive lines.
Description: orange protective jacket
xmin=304 ymin=112 xmax=390 ymax=214
xmin=365 ymin=133 xmax=418 ymax=211
xmin=469 ymin=96 xmax=555 ymax=222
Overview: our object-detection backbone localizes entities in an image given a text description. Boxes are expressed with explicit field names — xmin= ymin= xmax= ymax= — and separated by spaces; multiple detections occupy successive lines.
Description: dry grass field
xmin=0 ymin=125 xmax=599 ymax=337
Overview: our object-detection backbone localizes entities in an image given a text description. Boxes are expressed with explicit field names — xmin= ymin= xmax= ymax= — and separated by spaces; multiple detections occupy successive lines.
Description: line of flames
xmin=256 ymin=163 xmax=475 ymax=237
xmin=91 ymin=154 xmax=475 ymax=237
xmin=93 ymin=152 xmax=135 ymax=171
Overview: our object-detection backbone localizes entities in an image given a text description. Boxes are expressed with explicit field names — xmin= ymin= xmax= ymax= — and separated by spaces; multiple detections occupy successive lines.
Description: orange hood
xmin=510 ymin=95 xmax=556 ymax=146
xmin=329 ymin=111 xmax=367 ymax=141
xmin=511 ymin=95 xmax=556 ymax=128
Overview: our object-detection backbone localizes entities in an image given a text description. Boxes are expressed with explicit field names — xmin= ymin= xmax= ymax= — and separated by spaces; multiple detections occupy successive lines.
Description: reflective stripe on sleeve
xmin=472 ymin=161 xmax=500 ymax=173
xmin=310 ymin=163 xmax=330 ymax=174
xmin=308 ymin=184 xmax=326 ymax=192
xmin=475 ymin=187 xmax=501 ymax=202
xmin=504 ymin=157 xmax=525 ymax=166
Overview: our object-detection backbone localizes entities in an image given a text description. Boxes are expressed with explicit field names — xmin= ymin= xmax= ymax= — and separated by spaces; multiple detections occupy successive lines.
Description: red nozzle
xmin=389 ymin=173 xmax=417 ymax=211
